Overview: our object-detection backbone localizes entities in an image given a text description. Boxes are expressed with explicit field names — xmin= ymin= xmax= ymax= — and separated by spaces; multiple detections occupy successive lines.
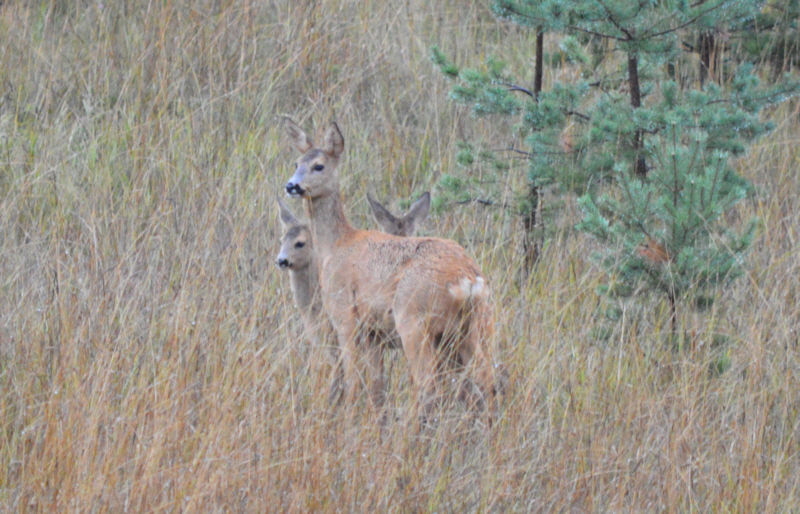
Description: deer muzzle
xmin=285 ymin=182 xmax=305 ymax=197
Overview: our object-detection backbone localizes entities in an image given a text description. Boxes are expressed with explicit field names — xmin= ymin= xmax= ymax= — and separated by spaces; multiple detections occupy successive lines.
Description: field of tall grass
xmin=1 ymin=1 xmax=798 ymax=511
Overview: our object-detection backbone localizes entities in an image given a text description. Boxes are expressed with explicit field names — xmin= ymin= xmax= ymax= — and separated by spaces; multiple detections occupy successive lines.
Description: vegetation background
xmin=1 ymin=0 xmax=798 ymax=510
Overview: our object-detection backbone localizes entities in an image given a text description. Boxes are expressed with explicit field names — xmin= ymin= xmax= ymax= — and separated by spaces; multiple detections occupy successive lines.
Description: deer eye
xmin=294 ymin=241 xmax=306 ymax=248
xmin=312 ymin=164 xmax=324 ymax=172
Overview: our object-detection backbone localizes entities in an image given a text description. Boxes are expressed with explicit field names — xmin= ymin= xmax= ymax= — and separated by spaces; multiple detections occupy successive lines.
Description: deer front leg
xmin=326 ymin=349 xmax=345 ymax=406
xmin=334 ymin=322 xmax=387 ymax=423
xmin=333 ymin=317 xmax=361 ymax=407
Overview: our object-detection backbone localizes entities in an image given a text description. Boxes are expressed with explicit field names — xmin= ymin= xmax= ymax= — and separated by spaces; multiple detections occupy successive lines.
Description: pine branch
xmin=492 ymin=3 xmax=547 ymax=26
xmin=596 ymin=0 xmax=636 ymax=41
xmin=644 ymin=1 xmax=744 ymax=41
xmin=565 ymin=23 xmax=629 ymax=43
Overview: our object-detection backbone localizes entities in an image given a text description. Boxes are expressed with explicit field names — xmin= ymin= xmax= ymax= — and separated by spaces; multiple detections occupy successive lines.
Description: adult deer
xmin=276 ymin=192 xmax=431 ymax=345
xmin=275 ymin=194 xmax=430 ymax=401
xmin=282 ymin=118 xmax=498 ymax=420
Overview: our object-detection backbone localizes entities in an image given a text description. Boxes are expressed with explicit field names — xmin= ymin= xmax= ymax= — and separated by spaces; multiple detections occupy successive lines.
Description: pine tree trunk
xmin=534 ymin=30 xmax=543 ymax=98
xmin=521 ymin=29 xmax=545 ymax=273
xmin=522 ymin=182 xmax=540 ymax=272
xmin=627 ymin=53 xmax=648 ymax=177
xmin=668 ymin=290 xmax=677 ymax=335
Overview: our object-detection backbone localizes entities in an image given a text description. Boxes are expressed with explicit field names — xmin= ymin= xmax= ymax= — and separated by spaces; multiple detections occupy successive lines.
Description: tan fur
xmin=276 ymin=193 xmax=429 ymax=403
xmin=283 ymin=118 xmax=498 ymax=419
xmin=276 ymin=194 xmax=429 ymax=345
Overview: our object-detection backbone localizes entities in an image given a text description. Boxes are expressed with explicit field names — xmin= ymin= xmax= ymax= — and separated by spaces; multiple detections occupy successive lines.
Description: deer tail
xmin=447 ymin=276 xmax=489 ymax=304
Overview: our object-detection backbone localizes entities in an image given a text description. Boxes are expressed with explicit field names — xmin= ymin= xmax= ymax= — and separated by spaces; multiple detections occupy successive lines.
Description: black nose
xmin=276 ymin=258 xmax=290 ymax=268
xmin=286 ymin=182 xmax=304 ymax=196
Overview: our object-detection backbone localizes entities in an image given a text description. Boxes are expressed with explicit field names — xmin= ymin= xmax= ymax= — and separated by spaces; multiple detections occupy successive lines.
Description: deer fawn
xmin=282 ymin=118 xmax=498 ymax=420
xmin=276 ymin=197 xmax=328 ymax=347
xmin=276 ymin=194 xmax=430 ymax=401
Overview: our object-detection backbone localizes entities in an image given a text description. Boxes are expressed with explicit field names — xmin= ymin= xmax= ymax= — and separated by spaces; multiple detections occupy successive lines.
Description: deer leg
xmin=332 ymin=316 xmax=361 ymax=406
xmin=318 ymin=319 xmax=344 ymax=406
xmin=326 ymin=351 xmax=345 ymax=406
xmin=361 ymin=341 xmax=386 ymax=420
xmin=396 ymin=322 xmax=440 ymax=422
xmin=460 ymin=316 xmax=499 ymax=422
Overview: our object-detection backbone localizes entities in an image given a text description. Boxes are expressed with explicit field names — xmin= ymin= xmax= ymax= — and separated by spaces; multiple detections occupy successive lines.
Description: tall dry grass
xmin=0 ymin=1 xmax=798 ymax=511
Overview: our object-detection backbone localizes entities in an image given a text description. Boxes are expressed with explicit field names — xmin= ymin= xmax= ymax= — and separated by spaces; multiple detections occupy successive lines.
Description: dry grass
xmin=1 ymin=1 xmax=798 ymax=511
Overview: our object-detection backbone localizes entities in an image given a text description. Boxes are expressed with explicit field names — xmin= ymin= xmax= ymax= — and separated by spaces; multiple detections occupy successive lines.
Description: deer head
xmin=275 ymin=198 xmax=313 ymax=271
xmin=284 ymin=118 xmax=344 ymax=200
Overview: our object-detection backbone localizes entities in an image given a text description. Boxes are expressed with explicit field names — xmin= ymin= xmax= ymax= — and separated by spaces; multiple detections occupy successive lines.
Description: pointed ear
xmin=322 ymin=122 xmax=344 ymax=158
xmin=283 ymin=117 xmax=313 ymax=153
xmin=405 ymin=192 xmax=431 ymax=226
xmin=277 ymin=197 xmax=300 ymax=228
xmin=367 ymin=192 xmax=400 ymax=234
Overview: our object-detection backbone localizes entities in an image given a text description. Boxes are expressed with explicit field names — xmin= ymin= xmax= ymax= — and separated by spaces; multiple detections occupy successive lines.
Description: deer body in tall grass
xmin=282 ymin=119 xmax=498 ymax=418
xmin=276 ymin=194 xmax=430 ymax=401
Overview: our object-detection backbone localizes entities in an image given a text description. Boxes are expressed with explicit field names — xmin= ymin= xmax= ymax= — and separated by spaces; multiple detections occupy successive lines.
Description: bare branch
xmin=455 ymin=198 xmax=499 ymax=207
xmin=502 ymin=83 xmax=536 ymax=98
xmin=566 ymin=110 xmax=591 ymax=122
xmin=495 ymin=147 xmax=533 ymax=158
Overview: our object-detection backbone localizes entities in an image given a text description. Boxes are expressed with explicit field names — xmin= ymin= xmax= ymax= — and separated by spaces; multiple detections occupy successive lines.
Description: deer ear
xmin=367 ymin=193 xmax=400 ymax=234
xmin=405 ymin=192 xmax=431 ymax=227
xmin=323 ymin=122 xmax=344 ymax=158
xmin=283 ymin=117 xmax=313 ymax=153
xmin=277 ymin=197 xmax=299 ymax=228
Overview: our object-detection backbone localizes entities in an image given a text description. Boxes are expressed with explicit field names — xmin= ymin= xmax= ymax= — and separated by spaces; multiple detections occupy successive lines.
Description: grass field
xmin=1 ymin=1 xmax=799 ymax=511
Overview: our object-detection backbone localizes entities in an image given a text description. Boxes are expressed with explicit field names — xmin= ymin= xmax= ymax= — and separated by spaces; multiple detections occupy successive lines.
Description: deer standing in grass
xmin=282 ymin=118 xmax=498 ymax=419
xmin=277 ymin=193 xmax=430 ymax=333
xmin=276 ymin=194 xmax=430 ymax=400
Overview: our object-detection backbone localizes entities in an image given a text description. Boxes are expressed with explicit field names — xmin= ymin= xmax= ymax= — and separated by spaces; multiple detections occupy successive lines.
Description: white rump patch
xmin=448 ymin=276 xmax=487 ymax=302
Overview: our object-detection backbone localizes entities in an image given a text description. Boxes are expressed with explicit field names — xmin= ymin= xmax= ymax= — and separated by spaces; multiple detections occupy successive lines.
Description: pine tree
xmin=577 ymin=62 xmax=800 ymax=329
xmin=435 ymin=0 xmax=800 ymax=330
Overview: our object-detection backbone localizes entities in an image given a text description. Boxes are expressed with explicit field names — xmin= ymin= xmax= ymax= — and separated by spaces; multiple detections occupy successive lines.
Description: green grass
xmin=1 ymin=1 xmax=799 ymax=511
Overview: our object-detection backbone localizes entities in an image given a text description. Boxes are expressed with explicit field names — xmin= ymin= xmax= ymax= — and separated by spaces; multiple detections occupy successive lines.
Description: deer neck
xmin=289 ymin=261 xmax=315 ymax=311
xmin=303 ymin=191 xmax=355 ymax=255
xmin=289 ymin=258 xmax=323 ymax=318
